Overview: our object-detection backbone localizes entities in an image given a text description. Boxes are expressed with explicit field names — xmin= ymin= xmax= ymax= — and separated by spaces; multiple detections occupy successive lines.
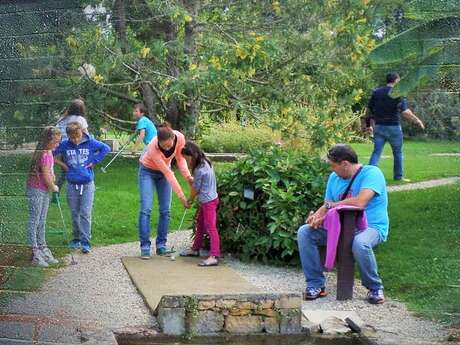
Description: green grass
xmin=351 ymin=139 xmax=460 ymax=185
xmin=376 ymin=182 xmax=460 ymax=324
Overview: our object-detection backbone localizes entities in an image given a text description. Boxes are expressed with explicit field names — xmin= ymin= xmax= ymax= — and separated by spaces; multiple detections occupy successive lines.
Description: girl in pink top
xmin=26 ymin=126 xmax=61 ymax=267
xmin=138 ymin=123 xmax=193 ymax=258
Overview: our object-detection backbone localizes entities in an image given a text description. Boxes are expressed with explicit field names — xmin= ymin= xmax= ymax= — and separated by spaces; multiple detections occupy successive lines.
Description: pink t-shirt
xmin=27 ymin=151 xmax=55 ymax=192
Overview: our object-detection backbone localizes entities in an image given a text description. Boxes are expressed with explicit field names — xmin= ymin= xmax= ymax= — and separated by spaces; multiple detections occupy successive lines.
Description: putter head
xmin=101 ymin=166 xmax=107 ymax=173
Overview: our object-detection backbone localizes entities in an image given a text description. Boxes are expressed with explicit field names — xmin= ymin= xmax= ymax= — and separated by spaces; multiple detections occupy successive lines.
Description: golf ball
xmin=170 ymin=255 xmax=176 ymax=261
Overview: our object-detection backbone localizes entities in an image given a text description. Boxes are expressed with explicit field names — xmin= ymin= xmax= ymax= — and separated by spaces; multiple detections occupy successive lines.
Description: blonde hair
xmin=29 ymin=126 xmax=61 ymax=177
xmin=66 ymin=122 xmax=83 ymax=138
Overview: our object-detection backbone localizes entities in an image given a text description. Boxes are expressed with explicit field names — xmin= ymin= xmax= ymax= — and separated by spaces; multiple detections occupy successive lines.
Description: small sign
xmin=243 ymin=187 xmax=255 ymax=200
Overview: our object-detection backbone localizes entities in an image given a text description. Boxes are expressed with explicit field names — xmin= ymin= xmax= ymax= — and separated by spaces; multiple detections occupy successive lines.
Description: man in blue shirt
xmin=365 ymin=72 xmax=424 ymax=181
xmin=297 ymin=144 xmax=388 ymax=304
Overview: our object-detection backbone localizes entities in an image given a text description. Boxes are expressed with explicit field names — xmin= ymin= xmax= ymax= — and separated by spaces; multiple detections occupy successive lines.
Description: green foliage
xmin=369 ymin=1 xmax=460 ymax=96
xmin=404 ymin=92 xmax=460 ymax=140
xmin=198 ymin=121 xmax=281 ymax=153
xmin=216 ymin=147 xmax=329 ymax=264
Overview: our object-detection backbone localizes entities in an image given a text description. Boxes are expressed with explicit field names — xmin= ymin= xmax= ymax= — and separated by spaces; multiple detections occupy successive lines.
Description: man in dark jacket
xmin=364 ymin=72 xmax=424 ymax=181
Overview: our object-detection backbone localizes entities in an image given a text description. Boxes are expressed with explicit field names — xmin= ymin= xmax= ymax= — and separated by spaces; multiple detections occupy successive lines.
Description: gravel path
xmin=387 ymin=176 xmax=460 ymax=192
xmin=5 ymin=230 xmax=448 ymax=344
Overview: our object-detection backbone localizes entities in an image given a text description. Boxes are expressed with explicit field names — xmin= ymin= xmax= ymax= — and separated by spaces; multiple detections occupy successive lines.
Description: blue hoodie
xmin=54 ymin=134 xmax=110 ymax=185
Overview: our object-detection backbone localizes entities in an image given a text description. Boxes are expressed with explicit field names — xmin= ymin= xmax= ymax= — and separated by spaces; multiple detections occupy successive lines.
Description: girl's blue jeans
xmin=138 ymin=164 xmax=172 ymax=252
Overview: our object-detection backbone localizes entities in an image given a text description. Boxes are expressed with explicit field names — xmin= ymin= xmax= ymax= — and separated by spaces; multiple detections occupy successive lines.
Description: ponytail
xmin=157 ymin=122 xmax=175 ymax=141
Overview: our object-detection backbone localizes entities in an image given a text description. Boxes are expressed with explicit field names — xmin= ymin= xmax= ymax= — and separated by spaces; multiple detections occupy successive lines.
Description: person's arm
xmin=53 ymin=143 xmax=68 ymax=171
xmin=87 ymin=140 xmax=110 ymax=167
xmin=155 ymin=157 xmax=189 ymax=208
xmin=401 ymin=109 xmax=424 ymax=129
xmin=42 ymin=165 xmax=59 ymax=192
xmin=175 ymin=139 xmax=194 ymax=185
xmin=132 ymin=129 xmax=145 ymax=152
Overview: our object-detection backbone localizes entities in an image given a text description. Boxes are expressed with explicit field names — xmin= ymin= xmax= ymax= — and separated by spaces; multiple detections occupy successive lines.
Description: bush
xmin=216 ymin=146 xmax=329 ymax=264
xmin=404 ymin=92 xmax=460 ymax=140
xmin=199 ymin=121 xmax=281 ymax=153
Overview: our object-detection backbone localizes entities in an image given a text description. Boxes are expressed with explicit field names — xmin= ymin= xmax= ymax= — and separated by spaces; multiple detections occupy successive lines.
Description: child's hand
xmin=85 ymin=162 xmax=94 ymax=169
xmin=51 ymin=184 xmax=59 ymax=193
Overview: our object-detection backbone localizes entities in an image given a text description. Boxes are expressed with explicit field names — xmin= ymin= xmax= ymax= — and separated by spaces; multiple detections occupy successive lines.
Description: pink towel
xmin=323 ymin=205 xmax=367 ymax=271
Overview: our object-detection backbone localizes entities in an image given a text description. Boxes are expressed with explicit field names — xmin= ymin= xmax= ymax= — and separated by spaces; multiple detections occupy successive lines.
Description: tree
xmin=369 ymin=0 xmax=460 ymax=96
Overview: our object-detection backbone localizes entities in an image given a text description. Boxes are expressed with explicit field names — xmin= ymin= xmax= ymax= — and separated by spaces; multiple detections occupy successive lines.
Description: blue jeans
xmin=138 ymin=164 xmax=172 ymax=251
xmin=297 ymin=224 xmax=384 ymax=290
xmin=66 ymin=181 xmax=95 ymax=246
xmin=369 ymin=125 xmax=403 ymax=180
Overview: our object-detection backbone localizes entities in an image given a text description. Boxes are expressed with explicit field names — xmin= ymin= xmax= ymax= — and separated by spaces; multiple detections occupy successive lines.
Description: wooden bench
xmin=320 ymin=207 xmax=364 ymax=300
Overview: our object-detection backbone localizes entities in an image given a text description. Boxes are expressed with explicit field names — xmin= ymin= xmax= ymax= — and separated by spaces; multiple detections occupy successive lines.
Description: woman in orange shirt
xmin=138 ymin=123 xmax=192 ymax=259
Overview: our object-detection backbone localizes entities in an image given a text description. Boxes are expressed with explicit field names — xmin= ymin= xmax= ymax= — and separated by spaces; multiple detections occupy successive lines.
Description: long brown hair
xmin=29 ymin=127 xmax=61 ymax=177
xmin=157 ymin=122 xmax=175 ymax=142
xmin=67 ymin=98 xmax=86 ymax=116
xmin=181 ymin=141 xmax=212 ymax=173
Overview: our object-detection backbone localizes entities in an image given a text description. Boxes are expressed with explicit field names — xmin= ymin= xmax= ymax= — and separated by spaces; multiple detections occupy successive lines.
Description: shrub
xmin=199 ymin=121 xmax=281 ymax=153
xmin=404 ymin=92 xmax=460 ymax=140
xmin=216 ymin=146 xmax=329 ymax=264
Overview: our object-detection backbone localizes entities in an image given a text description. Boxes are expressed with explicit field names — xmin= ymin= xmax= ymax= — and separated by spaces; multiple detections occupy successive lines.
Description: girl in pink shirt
xmin=26 ymin=126 xmax=61 ymax=267
xmin=138 ymin=123 xmax=193 ymax=258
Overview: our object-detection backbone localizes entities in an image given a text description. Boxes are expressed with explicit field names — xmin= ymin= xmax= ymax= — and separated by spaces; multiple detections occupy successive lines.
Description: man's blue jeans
xmin=297 ymin=224 xmax=384 ymax=290
xmin=138 ymin=164 xmax=172 ymax=252
xmin=369 ymin=125 xmax=404 ymax=180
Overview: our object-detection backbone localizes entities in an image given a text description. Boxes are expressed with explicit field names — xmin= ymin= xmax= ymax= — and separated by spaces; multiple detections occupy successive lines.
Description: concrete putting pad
xmin=121 ymin=256 xmax=258 ymax=312
xmin=301 ymin=309 xmax=364 ymax=327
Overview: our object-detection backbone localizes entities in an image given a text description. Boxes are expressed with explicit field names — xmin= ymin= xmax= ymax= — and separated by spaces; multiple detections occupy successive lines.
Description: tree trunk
xmin=182 ymin=0 xmax=200 ymax=138
xmin=139 ymin=81 xmax=160 ymax=125
xmin=163 ymin=19 xmax=181 ymax=129
xmin=112 ymin=0 xmax=128 ymax=53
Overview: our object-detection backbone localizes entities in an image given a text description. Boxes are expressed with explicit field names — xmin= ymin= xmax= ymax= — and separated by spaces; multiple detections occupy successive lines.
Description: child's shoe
xmin=81 ymin=243 xmax=91 ymax=254
xmin=32 ymin=251 xmax=49 ymax=268
xmin=68 ymin=239 xmax=81 ymax=249
xmin=140 ymin=249 xmax=151 ymax=260
xmin=41 ymin=247 xmax=59 ymax=264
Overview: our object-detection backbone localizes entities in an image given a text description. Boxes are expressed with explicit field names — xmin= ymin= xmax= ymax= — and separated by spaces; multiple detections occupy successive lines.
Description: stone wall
xmin=155 ymin=293 xmax=302 ymax=336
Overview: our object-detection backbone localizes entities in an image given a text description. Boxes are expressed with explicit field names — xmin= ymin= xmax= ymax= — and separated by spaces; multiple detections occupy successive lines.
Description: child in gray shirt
xmin=180 ymin=141 xmax=220 ymax=266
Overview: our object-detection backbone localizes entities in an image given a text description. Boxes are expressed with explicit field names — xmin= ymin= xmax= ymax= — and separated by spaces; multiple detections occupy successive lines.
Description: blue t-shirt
xmin=325 ymin=165 xmax=389 ymax=241
xmin=136 ymin=116 xmax=157 ymax=145
xmin=368 ymin=86 xmax=408 ymax=126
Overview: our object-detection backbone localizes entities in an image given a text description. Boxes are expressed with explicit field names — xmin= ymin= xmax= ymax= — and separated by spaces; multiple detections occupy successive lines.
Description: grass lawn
xmin=377 ymin=182 xmax=460 ymax=324
xmin=351 ymin=139 xmax=460 ymax=185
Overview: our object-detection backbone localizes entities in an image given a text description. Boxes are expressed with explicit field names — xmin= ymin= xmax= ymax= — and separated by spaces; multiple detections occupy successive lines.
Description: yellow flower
xmin=140 ymin=47 xmax=151 ymax=59
xmin=184 ymin=15 xmax=193 ymax=23
xmin=189 ymin=63 xmax=198 ymax=71
xmin=93 ymin=74 xmax=104 ymax=84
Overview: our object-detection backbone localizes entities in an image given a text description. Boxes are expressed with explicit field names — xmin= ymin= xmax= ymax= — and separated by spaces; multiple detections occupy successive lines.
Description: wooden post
xmin=336 ymin=208 xmax=363 ymax=300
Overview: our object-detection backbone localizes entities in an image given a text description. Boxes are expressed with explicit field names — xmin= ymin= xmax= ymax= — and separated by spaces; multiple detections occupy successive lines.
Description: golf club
xmin=55 ymin=193 xmax=77 ymax=265
xmin=101 ymin=130 xmax=138 ymax=173
xmin=168 ymin=209 xmax=187 ymax=260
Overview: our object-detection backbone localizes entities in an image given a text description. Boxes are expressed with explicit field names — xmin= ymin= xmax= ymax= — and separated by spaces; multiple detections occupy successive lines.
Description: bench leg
xmin=336 ymin=212 xmax=356 ymax=300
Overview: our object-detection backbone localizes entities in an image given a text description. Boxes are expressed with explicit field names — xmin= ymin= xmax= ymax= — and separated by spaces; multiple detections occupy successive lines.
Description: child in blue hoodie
xmin=54 ymin=122 xmax=110 ymax=253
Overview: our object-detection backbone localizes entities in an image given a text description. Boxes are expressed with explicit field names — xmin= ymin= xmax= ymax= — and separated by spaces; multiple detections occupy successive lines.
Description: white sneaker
xmin=32 ymin=251 xmax=49 ymax=267
xmin=40 ymin=248 xmax=59 ymax=265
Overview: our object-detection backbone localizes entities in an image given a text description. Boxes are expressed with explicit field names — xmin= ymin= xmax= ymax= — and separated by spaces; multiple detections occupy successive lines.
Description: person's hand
xmin=366 ymin=126 xmax=374 ymax=136
xmin=62 ymin=164 xmax=69 ymax=172
xmin=85 ymin=162 xmax=94 ymax=169
xmin=181 ymin=197 xmax=190 ymax=209
xmin=51 ymin=184 xmax=59 ymax=193
xmin=417 ymin=119 xmax=425 ymax=130
xmin=306 ymin=211 xmax=314 ymax=224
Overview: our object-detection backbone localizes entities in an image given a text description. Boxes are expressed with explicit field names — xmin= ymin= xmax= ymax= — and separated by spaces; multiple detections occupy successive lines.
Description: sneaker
xmin=303 ymin=287 xmax=328 ymax=300
xmin=395 ymin=178 xmax=411 ymax=183
xmin=68 ymin=239 xmax=81 ymax=249
xmin=179 ymin=249 xmax=199 ymax=257
xmin=140 ymin=249 xmax=151 ymax=260
xmin=81 ymin=243 xmax=91 ymax=254
xmin=367 ymin=289 xmax=385 ymax=304
xmin=32 ymin=251 xmax=49 ymax=268
xmin=156 ymin=247 xmax=175 ymax=256
xmin=41 ymin=247 xmax=59 ymax=264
